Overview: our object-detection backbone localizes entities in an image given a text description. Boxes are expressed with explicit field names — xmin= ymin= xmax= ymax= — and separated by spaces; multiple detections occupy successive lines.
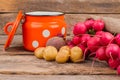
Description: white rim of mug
xmin=25 ymin=11 xmax=64 ymax=16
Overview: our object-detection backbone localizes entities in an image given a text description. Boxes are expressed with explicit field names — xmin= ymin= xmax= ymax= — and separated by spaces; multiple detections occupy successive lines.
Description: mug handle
xmin=3 ymin=22 xmax=14 ymax=35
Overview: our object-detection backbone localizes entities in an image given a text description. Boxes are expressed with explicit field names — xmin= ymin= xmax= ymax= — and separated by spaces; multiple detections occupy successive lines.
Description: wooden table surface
xmin=0 ymin=35 xmax=120 ymax=80
xmin=0 ymin=0 xmax=120 ymax=79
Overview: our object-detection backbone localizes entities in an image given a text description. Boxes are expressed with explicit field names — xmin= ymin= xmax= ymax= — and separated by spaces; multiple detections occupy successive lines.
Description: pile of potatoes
xmin=34 ymin=46 xmax=84 ymax=63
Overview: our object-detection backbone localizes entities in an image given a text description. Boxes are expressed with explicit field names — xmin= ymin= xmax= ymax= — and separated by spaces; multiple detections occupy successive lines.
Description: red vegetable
xmin=92 ymin=20 xmax=105 ymax=31
xmin=115 ymin=34 xmax=120 ymax=46
xmin=81 ymin=34 xmax=91 ymax=46
xmin=87 ymin=36 xmax=101 ymax=52
xmin=108 ymin=58 xmax=120 ymax=69
xmin=100 ymin=32 xmax=114 ymax=46
xmin=67 ymin=41 xmax=75 ymax=48
xmin=73 ymin=22 xmax=87 ymax=35
xmin=106 ymin=44 xmax=120 ymax=59
xmin=96 ymin=47 xmax=108 ymax=61
xmin=84 ymin=18 xmax=94 ymax=30
xmin=95 ymin=31 xmax=105 ymax=36
xmin=72 ymin=36 xmax=81 ymax=45
xmin=78 ymin=44 xmax=86 ymax=52
xmin=119 ymin=52 xmax=120 ymax=59
xmin=117 ymin=65 xmax=120 ymax=75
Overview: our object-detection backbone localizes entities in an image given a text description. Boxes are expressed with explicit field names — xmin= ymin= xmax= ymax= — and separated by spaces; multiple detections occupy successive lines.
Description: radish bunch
xmin=67 ymin=18 xmax=120 ymax=75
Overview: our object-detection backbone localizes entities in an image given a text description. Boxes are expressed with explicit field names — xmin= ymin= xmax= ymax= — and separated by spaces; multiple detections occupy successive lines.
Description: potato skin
xmin=70 ymin=46 xmax=83 ymax=63
xmin=56 ymin=46 xmax=70 ymax=63
xmin=59 ymin=46 xmax=70 ymax=52
xmin=56 ymin=50 xmax=70 ymax=63
xmin=34 ymin=47 xmax=45 ymax=59
xmin=43 ymin=46 xmax=58 ymax=61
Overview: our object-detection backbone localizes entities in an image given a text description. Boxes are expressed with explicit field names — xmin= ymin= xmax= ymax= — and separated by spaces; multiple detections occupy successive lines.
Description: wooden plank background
xmin=1 ymin=14 xmax=120 ymax=35
xmin=0 ymin=0 xmax=120 ymax=13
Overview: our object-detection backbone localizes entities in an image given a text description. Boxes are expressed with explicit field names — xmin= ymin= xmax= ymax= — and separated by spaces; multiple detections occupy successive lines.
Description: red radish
xmin=108 ymin=58 xmax=120 ymax=69
xmin=73 ymin=22 xmax=87 ymax=35
xmin=87 ymin=36 xmax=101 ymax=52
xmin=67 ymin=41 xmax=75 ymax=48
xmin=96 ymin=47 xmax=108 ymax=61
xmin=72 ymin=36 xmax=81 ymax=45
xmin=95 ymin=31 xmax=105 ymax=36
xmin=117 ymin=65 xmax=120 ymax=75
xmin=81 ymin=34 xmax=91 ymax=46
xmin=115 ymin=34 xmax=120 ymax=46
xmin=78 ymin=44 xmax=86 ymax=52
xmin=84 ymin=18 xmax=94 ymax=30
xmin=69 ymin=45 xmax=74 ymax=48
xmin=100 ymin=32 xmax=114 ymax=46
xmin=118 ymin=52 xmax=120 ymax=59
xmin=106 ymin=44 xmax=120 ymax=59
xmin=92 ymin=20 xmax=105 ymax=31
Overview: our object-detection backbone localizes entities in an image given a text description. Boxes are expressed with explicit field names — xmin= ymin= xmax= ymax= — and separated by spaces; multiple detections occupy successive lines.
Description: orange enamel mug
xmin=3 ymin=10 xmax=66 ymax=51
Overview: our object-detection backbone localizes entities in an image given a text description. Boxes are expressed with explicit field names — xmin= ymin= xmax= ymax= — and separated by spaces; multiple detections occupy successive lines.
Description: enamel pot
xmin=3 ymin=10 xmax=66 ymax=51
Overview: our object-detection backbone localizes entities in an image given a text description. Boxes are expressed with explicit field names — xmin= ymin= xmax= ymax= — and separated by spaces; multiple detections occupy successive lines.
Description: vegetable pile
xmin=67 ymin=18 xmax=120 ymax=75
xmin=34 ymin=18 xmax=120 ymax=75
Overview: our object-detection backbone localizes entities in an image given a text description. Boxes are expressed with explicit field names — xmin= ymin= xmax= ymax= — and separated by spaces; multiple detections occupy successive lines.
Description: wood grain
xmin=0 ymin=74 xmax=120 ymax=80
xmin=0 ymin=35 xmax=117 ymax=75
xmin=0 ymin=45 xmax=33 ymax=55
xmin=0 ymin=55 xmax=116 ymax=75
xmin=0 ymin=0 xmax=120 ymax=13
xmin=1 ymin=13 xmax=120 ymax=35
xmin=0 ymin=35 xmax=22 ymax=45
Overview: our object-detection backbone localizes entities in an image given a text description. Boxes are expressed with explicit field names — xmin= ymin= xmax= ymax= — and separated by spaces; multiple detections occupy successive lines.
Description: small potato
xmin=43 ymin=46 xmax=58 ymax=61
xmin=56 ymin=49 xmax=70 ymax=63
xmin=70 ymin=46 xmax=83 ymax=63
xmin=34 ymin=47 xmax=45 ymax=59
xmin=56 ymin=46 xmax=70 ymax=63
xmin=59 ymin=46 xmax=70 ymax=52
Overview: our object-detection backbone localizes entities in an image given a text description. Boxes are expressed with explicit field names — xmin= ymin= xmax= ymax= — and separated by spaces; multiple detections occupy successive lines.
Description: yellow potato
xmin=56 ymin=46 xmax=70 ymax=63
xmin=70 ymin=46 xmax=83 ymax=63
xmin=43 ymin=46 xmax=58 ymax=61
xmin=56 ymin=49 xmax=70 ymax=63
xmin=34 ymin=47 xmax=45 ymax=59
xmin=59 ymin=46 xmax=70 ymax=52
